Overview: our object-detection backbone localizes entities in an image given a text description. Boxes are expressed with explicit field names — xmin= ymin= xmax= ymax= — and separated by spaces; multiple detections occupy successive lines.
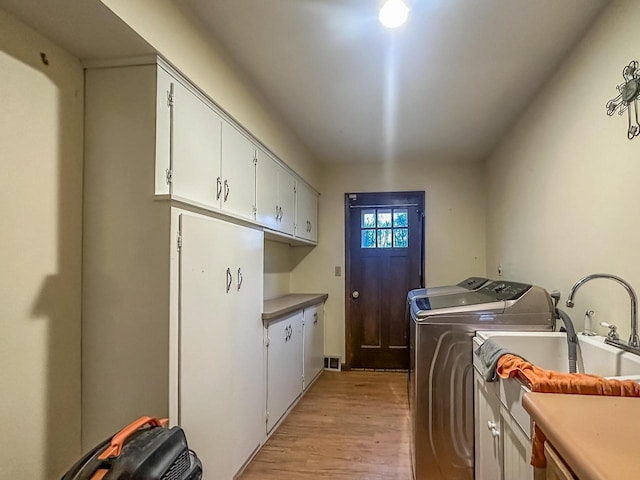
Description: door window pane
xmin=377 ymin=209 xmax=392 ymax=228
xmin=361 ymin=229 xmax=376 ymax=248
xmin=362 ymin=210 xmax=376 ymax=228
xmin=360 ymin=207 xmax=409 ymax=249
xmin=393 ymin=228 xmax=408 ymax=247
xmin=393 ymin=209 xmax=408 ymax=227
xmin=377 ymin=229 xmax=392 ymax=248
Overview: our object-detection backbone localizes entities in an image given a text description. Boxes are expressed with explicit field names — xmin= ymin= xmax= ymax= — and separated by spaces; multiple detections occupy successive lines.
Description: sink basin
xmin=473 ymin=331 xmax=640 ymax=437
xmin=475 ymin=331 xmax=640 ymax=378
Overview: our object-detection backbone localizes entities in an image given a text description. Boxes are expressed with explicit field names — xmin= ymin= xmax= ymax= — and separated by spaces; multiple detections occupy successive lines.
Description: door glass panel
xmin=361 ymin=229 xmax=376 ymax=248
xmin=360 ymin=208 xmax=409 ymax=249
xmin=362 ymin=210 xmax=376 ymax=228
xmin=393 ymin=228 xmax=408 ymax=247
xmin=377 ymin=209 xmax=392 ymax=228
xmin=393 ymin=209 xmax=408 ymax=227
xmin=377 ymin=229 xmax=392 ymax=248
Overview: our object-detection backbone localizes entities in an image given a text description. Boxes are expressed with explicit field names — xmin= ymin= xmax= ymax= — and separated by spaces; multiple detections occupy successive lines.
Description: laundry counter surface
xmin=523 ymin=392 xmax=640 ymax=479
xmin=262 ymin=293 xmax=328 ymax=322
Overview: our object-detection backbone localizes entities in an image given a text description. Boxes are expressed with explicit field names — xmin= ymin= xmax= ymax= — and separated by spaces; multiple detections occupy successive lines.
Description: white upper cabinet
xmin=255 ymin=149 xmax=279 ymax=231
xmin=255 ymin=149 xmax=295 ymax=236
xmin=278 ymin=168 xmax=296 ymax=236
xmin=155 ymin=68 xmax=172 ymax=195
xmin=295 ymin=181 xmax=318 ymax=243
xmin=221 ymin=122 xmax=257 ymax=221
xmin=153 ymin=60 xmax=318 ymax=245
xmin=171 ymin=77 xmax=223 ymax=210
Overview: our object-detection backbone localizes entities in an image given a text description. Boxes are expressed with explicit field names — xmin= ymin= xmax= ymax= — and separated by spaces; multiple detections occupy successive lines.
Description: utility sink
xmin=473 ymin=331 xmax=640 ymax=437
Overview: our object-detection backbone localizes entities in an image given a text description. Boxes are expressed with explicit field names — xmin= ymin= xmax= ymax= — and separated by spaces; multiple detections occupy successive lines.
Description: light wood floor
xmin=239 ymin=371 xmax=411 ymax=479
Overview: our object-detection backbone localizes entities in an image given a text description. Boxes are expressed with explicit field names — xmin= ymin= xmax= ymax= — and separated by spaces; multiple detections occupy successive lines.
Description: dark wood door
xmin=346 ymin=191 xmax=424 ymax=369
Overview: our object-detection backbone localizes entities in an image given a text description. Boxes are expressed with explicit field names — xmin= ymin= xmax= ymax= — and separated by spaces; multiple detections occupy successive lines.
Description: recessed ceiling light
xmin=379 ymin=0 xmax=410 ymax=29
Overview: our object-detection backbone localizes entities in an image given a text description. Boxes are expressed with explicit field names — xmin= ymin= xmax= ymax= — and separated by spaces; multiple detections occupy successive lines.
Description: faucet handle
xmin=550 ymin=290 xmax=561 ymax=309
xmin=600 ymin=321 xmax=620 ymax=341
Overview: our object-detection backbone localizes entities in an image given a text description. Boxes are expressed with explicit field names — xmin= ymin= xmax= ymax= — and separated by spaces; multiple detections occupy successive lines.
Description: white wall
xmin=292 ymin=161 xmax=487 ymax=361
xmin=486 ymin=0 xmax=640 ymax=340
xmin=264 ymin=240 xmax=293 ymax=300
xmin=99 ymin=0 xmax=320 ymax=189
xmin=0 ymin=10 xmax=83 ymax=479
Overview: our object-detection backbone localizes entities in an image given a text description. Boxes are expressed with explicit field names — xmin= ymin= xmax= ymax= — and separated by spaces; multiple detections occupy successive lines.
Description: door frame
xmin=344 ymin=191 xmax=425 ymax=369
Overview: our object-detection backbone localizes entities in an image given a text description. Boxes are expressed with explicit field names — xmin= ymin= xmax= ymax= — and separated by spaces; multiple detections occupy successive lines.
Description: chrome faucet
xmin=566 ymin=273 xmax=640 ymax=350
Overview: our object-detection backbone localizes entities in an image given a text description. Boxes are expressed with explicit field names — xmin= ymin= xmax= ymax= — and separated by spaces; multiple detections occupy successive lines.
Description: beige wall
xmin=100 ymin=0 xmax=320 ymax=189
xmin=264 ymin=240 xmax=293 ymax=300
xmin=291 ymin=161 xmax=487 ymax=360
xmin=0 ymin=10 xmax=83 ymax=480
xmin=486 ymin=0 xmax=640 ymax=340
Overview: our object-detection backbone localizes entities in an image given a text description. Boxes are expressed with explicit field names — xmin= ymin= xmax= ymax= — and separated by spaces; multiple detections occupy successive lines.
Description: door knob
xmin=352 ymin=291 xmax=360 ymax=299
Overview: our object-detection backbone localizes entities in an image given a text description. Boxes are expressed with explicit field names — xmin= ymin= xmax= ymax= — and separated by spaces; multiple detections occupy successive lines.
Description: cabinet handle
xmin=225 ymin=267 xmax=232 ymax=293
xmin=284 ymin=324 xmax=292 ymax=342
xmin=275 ymin=205 xmax=280 ymax=220
xmin=487 ymin=421 xmax=500 ymax=438
xmin=224 ymin=179 xmax=230 ymax=201
xmin=279 ymin=206 xmax=283 ymax=221
xmin=216 ymin=177 xmax=222 ymax=200
xmin=313 ymin=312 xmax=318 ymax=325
xmin=237 ymin=267 xmax=243 ymax=291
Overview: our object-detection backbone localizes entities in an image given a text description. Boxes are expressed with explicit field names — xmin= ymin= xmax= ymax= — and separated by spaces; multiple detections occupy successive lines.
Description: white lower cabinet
xmin=303 ymin=303 xmax=324 ymax=390
xmin=266 ymin=311 xmax=304 ymax=432
xmin=474 ymin=373 xmax=502 ymax=480
xmin=474 ymin=358 xmax=536 ymax=480
xmin=500 ymin=403 xmax=534 ymax=480
xmin=265 ymin=301 xmax=325 ymax=433
xmin=179 ymin=213 xmax=264 ymax=478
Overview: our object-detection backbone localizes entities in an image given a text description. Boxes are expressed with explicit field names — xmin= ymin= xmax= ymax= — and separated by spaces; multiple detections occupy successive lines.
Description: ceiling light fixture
xmin=379 ymin=0 xmax=410 ymax=29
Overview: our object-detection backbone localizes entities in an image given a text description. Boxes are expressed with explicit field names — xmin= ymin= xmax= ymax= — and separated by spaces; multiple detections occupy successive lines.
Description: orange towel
xmin=496 ymin=354 xmax=640 ymax=468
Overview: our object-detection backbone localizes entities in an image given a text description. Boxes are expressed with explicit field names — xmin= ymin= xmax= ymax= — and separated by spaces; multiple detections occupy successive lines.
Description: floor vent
xmin=324 ymin=356 xmax=342 ymax=371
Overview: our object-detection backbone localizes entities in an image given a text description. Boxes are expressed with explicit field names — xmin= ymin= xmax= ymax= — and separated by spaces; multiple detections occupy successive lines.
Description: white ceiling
xmin=179 ymin=0 xmax=609 ymax=164
xmin=0 ymin=0 xmax=154 ymax=59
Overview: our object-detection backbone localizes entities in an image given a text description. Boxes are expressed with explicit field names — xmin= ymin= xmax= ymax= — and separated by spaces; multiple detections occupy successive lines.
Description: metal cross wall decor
xmin=606 ymin=60 xmax=640 ymax=140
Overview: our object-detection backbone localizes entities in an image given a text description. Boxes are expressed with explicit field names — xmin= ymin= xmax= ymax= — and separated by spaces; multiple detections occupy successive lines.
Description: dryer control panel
xmin=480 ymin=281 xmax=531 ymax=301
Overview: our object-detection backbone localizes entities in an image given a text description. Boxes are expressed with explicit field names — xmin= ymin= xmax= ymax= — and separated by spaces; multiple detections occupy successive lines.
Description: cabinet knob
xmin=352 ymin=291 xmax=360 ymax=299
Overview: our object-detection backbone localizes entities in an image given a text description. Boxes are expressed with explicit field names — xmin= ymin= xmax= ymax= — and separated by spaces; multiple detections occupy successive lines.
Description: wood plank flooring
xmin=239 ymin=371 xmax=411 ymax=479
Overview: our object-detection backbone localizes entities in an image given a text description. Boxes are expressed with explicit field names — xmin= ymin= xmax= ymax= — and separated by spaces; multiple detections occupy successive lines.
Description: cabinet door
xmin=255 ymin=149 xmax=279 ymax=231
xmin=303 ymin=304 xmax=324 ymax=390
xmin=295 ymin=181 xmax=318 ymax=242
xmin=231 ymin=225 xmax=265 ymax=471
xmin=474 ymin=373 xmax=502 ymax=480
xmin=179 ymin=214 xmax=236 ymax=480
xmin=501 ymin=404 xmax=534 ymax=480
xmin=266 ymin=311 xmax=303 ymax=432
xmin=155 ymin=67 xmax=173 ymax=195
xmin=221 ymin=121 xmax=256 ymax=220
xmin=278 ymin=168 xmax=296 ymax=236
xmin=172 ymin=81 xmax=222 ymax=209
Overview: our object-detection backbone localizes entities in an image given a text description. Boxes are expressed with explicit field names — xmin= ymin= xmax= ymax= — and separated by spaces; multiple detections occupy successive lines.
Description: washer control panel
xmin=480 ymin=281 xmax=531 ymax=301
xmin=456 ymin=277 xmax=489 ymax=290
